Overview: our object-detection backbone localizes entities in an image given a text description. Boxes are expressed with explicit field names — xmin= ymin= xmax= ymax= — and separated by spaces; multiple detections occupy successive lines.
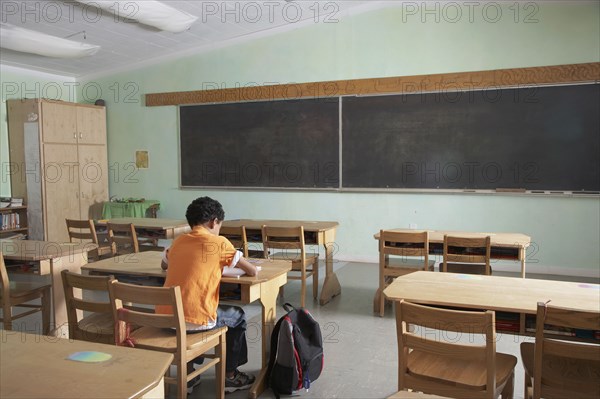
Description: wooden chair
xmin=520 ymin=302 xmax=600 ymax=399
xmin=107 ymin=222 xmax=140 ymax=255
xmin=66 ymin=218 xmax=112 ymax=260
xmin=396 ymin=299 xmax=517 ymax=399
xmin=109 ymin=280 xmax=227 ymax=399
xmin=442 ymin=234 xmax=492 ymax=275
xmin=0 ymin=252 xmax=51 ymax=335
xmin=375 ymin=230 xmax=434 ymax=317
xmin=61 ymin=270 xmax=115 ymax=344
xmin=220 ymin=225 xmax=249 ymax=258
xmin=262 ymin=225 xmax=319 ymax=308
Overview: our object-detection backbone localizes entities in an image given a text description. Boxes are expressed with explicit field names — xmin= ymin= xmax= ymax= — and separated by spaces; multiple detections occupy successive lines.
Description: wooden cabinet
xmin=0 ymin=206 xmax=28 ymax=239
xmin=7 ymin=99 xmax=108 ymax=242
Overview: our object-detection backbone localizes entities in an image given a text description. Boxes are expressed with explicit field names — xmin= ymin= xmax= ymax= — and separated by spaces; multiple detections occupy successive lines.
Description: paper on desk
xmin=222 ymin=265 xmax=262 ymax=277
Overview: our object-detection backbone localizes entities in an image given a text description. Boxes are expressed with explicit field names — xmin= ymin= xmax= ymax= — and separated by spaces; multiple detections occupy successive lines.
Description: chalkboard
xmin=342 ymin=84 xmax=600 ymax=191
xmin=179 ymin=98 xmax=339 ymax=188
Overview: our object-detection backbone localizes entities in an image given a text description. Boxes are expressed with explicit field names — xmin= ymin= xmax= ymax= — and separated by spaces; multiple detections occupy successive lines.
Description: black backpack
xmin=267 ymin=303 xmax=324 ymax=397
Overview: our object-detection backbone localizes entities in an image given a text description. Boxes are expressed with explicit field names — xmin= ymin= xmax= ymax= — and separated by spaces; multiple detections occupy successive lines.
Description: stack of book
xmin=10 ymin=197 xmax=23 ymax=207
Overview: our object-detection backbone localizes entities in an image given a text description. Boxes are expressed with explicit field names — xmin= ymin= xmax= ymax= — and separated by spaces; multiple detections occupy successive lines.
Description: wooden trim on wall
xmin=145 ymin=62 xmax=600 ymax=106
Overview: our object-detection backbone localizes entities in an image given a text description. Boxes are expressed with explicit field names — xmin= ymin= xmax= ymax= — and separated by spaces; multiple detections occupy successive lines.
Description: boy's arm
xmin=235 ymin=257 xmax=258 ymax=277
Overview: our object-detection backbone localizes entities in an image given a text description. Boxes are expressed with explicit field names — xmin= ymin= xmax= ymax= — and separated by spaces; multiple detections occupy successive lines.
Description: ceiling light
xmin=0 ymin=23 xmax=100 ymax=58
xmin=75 ymin=1 xmax=198 ymax=33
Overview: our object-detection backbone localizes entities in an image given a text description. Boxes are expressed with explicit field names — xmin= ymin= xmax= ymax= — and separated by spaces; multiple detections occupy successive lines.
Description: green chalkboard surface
xmin=342 ymin=84 xmax=600 ymax=191
xmin=179 ymin=98 xmax=339 ymax=189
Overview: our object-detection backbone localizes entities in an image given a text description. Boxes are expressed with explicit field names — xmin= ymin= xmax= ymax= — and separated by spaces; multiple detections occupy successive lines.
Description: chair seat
xmin=130 ymin=326 xmax=227 ymax=353
xmin=521 ymin=342 xmax=600 ymax=396
xmin=445 ymin=262 xmax=490 ymax=275
xmin=7 ymin=281 xmax=52 ymax=299
xmin=78 ymin=312 xmax=114 ymax=335
xmin=271 ymin=252 xmax=318 ymax=268
xmin=408 ymin=349 xmax=517 ymax=390
xmin=386 ymin=259 xmax=435 ymax=276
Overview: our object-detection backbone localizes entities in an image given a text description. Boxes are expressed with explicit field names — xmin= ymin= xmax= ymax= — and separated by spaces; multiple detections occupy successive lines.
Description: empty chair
xmin=375 ymin=230 xmax=434 ymax=317
xmin=396 ymin=299 xmax=517 ymax=399
xmin=109 ymin=280 xmax=227 ymax=399
xmin=107 ymin=222 xmax=140 ymax=255
xmin=61 ymin=270 xmax=115 ymax=344
xmin=262 ymin=225 xmax=319 ymax=308
xmin=442 ymin=234 xmax=492 ymax=275
xmin=220 ymin=225 xmax=249 ymax=258
xmin=520 ymin=302 xmax=600 ymax=399
xmin=66 ymin=218 xmax=112 ymax=260
xmin=0 ymin=252 xmax=51 ymax=335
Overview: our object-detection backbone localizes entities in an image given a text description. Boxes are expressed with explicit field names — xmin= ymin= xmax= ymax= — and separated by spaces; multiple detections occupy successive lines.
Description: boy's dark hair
xmin=185 ymin=196 xmax=225 ymax=227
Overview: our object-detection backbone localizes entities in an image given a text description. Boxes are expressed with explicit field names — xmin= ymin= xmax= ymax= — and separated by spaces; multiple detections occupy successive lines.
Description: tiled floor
xmin=3 ymin=261 xmax=597 ymax=399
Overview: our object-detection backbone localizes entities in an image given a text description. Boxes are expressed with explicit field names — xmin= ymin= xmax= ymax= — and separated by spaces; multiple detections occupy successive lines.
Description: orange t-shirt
xmin=156 ymin=226 xmax=237 ymax=326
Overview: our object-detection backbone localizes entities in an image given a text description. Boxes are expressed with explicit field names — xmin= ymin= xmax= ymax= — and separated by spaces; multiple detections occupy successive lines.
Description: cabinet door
xmin=41 ymin=102 xmax=77 ymax=143
xmin=42 ymin=143 xmax=80 ymax=242
xmin=78 ymin=144 xmax=109 ymax=220
xmin=76 ymin=106 xmax=106 ymax=145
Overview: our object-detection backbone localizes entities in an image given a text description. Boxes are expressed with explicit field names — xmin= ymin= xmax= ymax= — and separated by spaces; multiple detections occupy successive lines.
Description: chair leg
xmin=41 ymin=286 xmax=52 ymax=335
xmin=216 ymin=333 xmax=226 ymax=399
xmin=2 ymin=303 xmax=13 ymax=330
xmin=300 ymin=265 xmax=307 ymax=308
xmin=312 ymin=259 xmax=319 ymax=300
xmin=177 ymin=356 xmax=187 ymax=399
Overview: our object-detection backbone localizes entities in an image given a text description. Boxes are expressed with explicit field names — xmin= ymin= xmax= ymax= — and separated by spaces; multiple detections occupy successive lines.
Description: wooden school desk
xmin=82 ymin=251 xmax=292 ymax=399
xmin=383 ymin=271 xmax=600 ymax=390
xmin=222 ymin=219 xmax=340 ymax=305
xmin=95 ymin=217 xmax=191 ymax=246
xmin=0 ymin=239 xmax=92 ymax=337
xmin=0 ymin=331 xmax=172 ymax=398
xmin=374 ymin=229 xmax=532 ymax=276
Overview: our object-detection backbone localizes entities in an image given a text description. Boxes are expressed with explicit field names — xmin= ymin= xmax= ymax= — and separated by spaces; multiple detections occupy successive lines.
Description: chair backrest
xmin=66 ymin=219 xmax=99 ymax=244
xmin=442 ymin=234 xmax=491 ymax=275
xmin=107 ymin=222 xmax=139 ymax=255
xmin=0 ymin=252 xmax=8 ymax=301
xmin=220 ymin=225 xmax=249 ymax=258
xmin=397 ymin=300 xmax=497 ymax=398
xmin=61 ymin=270 xmax=115 ymax=343
xmin=532 ymin=302 xmax=600 ymax=399
xmin=379 ymin=230 xmax=430 ymax=270
xmin=262 ymin=225 xmax=306 ymax=262
xmin=109 ymin=280 xmax=186 ymax=349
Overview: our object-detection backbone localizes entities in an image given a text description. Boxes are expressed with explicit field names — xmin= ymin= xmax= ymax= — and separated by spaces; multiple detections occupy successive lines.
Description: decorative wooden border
xmin=145 ymin=62 xmax=600 ymax=106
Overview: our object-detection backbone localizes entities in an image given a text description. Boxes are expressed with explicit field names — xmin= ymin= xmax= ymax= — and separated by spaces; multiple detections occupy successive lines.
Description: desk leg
xmin=520 ymin=247 xmax=526 ymax=278
xmin=319 ymin=229 xmax=341 ymax=306
xmin=249 ymin=273 xmax=287 ymax=399
xmin=49 ymin=253 xmax=88 ymax=338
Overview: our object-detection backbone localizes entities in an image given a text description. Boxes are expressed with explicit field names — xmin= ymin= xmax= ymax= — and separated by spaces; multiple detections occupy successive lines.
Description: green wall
xmin=2 ymin=3 xmax=599 ymax=276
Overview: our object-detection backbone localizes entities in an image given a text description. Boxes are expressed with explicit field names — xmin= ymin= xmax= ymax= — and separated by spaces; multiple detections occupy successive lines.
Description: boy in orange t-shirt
xmin=159 ymin=197 xmax=258 ymax=393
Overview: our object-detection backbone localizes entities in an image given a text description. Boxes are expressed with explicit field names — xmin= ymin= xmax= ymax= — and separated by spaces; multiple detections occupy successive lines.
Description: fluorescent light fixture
xmin=0 ymin=23 xmax=100 ymax=58
xmin=75 ymin=1 xmax=198 ymax=33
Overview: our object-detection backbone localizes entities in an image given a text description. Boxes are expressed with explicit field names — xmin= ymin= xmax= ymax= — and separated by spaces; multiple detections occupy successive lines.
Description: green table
xmin=101 ymin=200 xmax=160 ymax=219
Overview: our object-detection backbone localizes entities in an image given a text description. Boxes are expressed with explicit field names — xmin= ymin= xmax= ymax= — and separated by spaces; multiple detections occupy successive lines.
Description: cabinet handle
xmin=73 ymin=133 xmax=77 ymax=139
xmin=79 ymin=133 xmax=83 ymax=139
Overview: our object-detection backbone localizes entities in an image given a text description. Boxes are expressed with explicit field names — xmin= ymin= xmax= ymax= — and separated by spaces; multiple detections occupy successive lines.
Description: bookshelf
xmin=0 ymin=206 xmax=28 ymax=239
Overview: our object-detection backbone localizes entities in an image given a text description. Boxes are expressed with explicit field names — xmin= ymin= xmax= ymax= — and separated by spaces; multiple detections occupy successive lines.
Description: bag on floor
xmin=267 ymin=303 xmax=324 ymax=397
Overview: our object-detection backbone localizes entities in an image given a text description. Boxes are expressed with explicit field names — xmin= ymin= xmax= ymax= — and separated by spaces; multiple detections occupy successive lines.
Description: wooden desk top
xmin=96 ymin=218 xmax=189 ymax=230
xmin=223 ymin=219 xmax=339 ymax=232
xmin=383 ymin=271 xmax=600 ymax=314
xmin=0 ymin=331 xmax=172 ymax=398
xmin=82 ymin=250 xmax=291 ymax=284
xmin=0 ymin=239 xmax=93 ymax=261
xmin=374 ymin=229 xmax=531 ymax=248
